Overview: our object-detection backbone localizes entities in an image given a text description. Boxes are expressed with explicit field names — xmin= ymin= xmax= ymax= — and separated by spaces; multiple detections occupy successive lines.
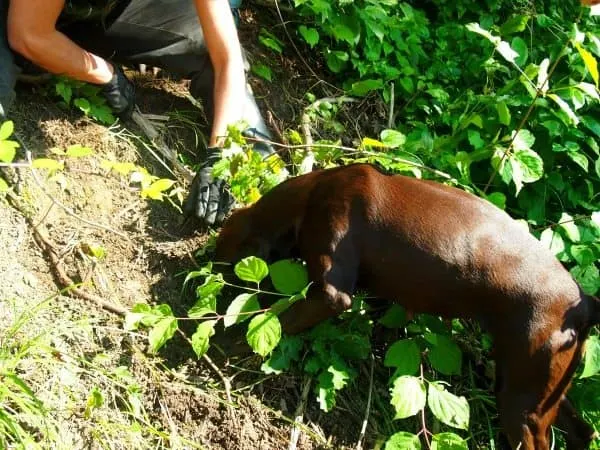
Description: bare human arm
xmin=7 ymin=0 xmax=114 ymax=84
xmin=194 ymin=0 xmax=247 ymax=148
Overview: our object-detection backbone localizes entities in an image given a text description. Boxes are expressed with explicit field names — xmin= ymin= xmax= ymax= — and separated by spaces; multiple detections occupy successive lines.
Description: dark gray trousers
xmin=0 ymin=0 xmax=270 ymax=142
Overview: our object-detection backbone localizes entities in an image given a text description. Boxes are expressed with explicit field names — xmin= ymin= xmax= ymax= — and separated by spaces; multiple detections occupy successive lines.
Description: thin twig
xmin=420 ymin=364 xmax=432 ymax=450
xmin=288 ymin=377 xmax=312 ymax=450
xmin=388 ymin=82 xmax=395 ymax=129
xmin=5 ymin=188 xmax=127 ymax=315
xmin=273 ymin=0 xmax=340 ymax=93
xmin=203 ymin=353 xmax=237 ymax=422
xmin=355 ymin=354 xmax=375 ymax=450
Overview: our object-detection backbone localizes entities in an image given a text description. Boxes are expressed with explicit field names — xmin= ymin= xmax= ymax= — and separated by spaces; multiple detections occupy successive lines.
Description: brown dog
xmin=214 ymin=163 xmax=600 ymax=450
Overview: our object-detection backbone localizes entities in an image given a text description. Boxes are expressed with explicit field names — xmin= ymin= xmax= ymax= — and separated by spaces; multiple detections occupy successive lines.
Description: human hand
xmin=101 ymin=64 xmax=135 ymax=119
xmin=183 ymin=147 xmax=236 ymax=227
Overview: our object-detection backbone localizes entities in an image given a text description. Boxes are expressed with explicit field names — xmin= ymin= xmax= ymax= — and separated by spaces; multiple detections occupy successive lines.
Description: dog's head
xmin=215 ymin=205 xmax=300 ymax=266
xmin=214 ymin=206 xmax=266 ymax=263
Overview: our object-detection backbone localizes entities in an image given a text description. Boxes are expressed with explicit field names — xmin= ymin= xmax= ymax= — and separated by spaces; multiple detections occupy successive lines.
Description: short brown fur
xmin=215 ymin=163 xmax=600 ymax=450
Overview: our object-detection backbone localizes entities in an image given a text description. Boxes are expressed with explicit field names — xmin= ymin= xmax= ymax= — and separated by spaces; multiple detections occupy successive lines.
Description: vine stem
xmin=419 ymin=364 xmax=432 ymax=450
xmin=244 ymin=136 xmax=455 ymax=180
xmin=483 ymin=11 xmax=583 ymax=193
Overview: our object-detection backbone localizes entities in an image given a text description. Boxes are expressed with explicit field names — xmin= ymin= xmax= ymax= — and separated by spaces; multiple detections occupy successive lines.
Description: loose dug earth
xmin=0 ymin=5 xmax=390 ymax=450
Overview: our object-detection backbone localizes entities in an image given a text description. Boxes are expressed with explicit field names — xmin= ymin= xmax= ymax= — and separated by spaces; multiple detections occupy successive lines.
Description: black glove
xmin=101 ymin=64 xmax=135 ymax=120
xmin=183 ymin=147 xmax=236 ymax=227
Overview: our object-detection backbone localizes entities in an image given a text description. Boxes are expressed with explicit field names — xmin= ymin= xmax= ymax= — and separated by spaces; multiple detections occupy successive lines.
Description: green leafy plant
xmin=53 ymin=76 xmax=116 ymax=125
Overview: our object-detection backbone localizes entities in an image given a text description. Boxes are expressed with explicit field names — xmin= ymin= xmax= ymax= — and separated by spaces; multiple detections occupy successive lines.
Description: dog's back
xmin=300 ymin=165 xmax=577 ymax=311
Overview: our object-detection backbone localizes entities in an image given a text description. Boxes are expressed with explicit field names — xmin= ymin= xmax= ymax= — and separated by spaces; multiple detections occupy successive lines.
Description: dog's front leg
xmin=278 ymin=212 xmax=359 ymax=335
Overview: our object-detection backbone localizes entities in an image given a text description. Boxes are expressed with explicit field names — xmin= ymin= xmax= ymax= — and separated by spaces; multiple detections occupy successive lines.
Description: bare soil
xmin=0 ymin=3 xmax=390 ymax=449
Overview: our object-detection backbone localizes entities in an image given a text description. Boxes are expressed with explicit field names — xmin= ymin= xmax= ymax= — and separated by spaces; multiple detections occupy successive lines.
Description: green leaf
xmin=500 ymin=15 xmax=529 ymax=35
xmin=298 ymin=25 xmax=319 ymax=48
xmin=512 ymin=129 xmax=535 ymax=151
xmin=390 ymin=375 xmax=426 ymax=419
xmin=575 ymin=42 xmax=599 ymax=88
xmin=148 ymin=317 xmax=178 ymax=353
xmin=235 ymin=256 xmax=269 ymax=284
xmin=0 ymin=139 xmax=18 ymax=163
xmin=269 ymin=259 xmax=309 ymax=294
xmin=84 ymin=386 xmax=104 ymax=419
xmin=326 ymin=50 xmax=349 ymax=73
xmin=567 ymin=150 xmax=589 ymax=172
xmin=570 ymin=264 xmax=600 ymax=295
xmin=571 ymin=245 xmax=596 ymax=267
xmin=251 ymin=63 xmax=273 ymax=82
xmin=188 ymin=277 xmax=222 ymax=318
xmin=141 ymin=178 xmax=175 ymax=200
xmin=548 ymin=94 xmax=579 ymax=126
xmin=261 ymin=335 xmax=303 ymax=374
xmin=362 ymin=137 xmax=387 ymax=148
xmin=32 ymin=158 xmax=64 ymax=172
xmin=246 ymin=312 xmax=282 ymax=357
xmin=580 ymin=335 xmax=600 ymax=378
xmin=467 ymin=130 xmax=485 ymax=150
xmin=351 ymin=79 xmax=383 ymax=96
xmin=65 ymin=144 xmax=93 ymax=158
xmin=496 ymin=102 xmax=511 ymax=126
xmin=425 ymin=333 xmax=462 ymax=376
xmin=427 ymin=382 xmax=470 ymax=430
xmin=537 ymin=58 xmax=550 ymax=94
xmin=0 ymin=120 xmax=14 ymax=140
xmin=511 ymin=37 xmax=528 ymax=66
xmin=74 ymin=97 xmax=91 ymax=114
xmin=124 ymin=303 xmax=151 ymax=330
xmin=259 ymin=35 xmax=283 ymax=54
xmin=539 ymin=228 xmax=567 ymax=259
xmin=385 ymin=432 xmax=422 ymax=450
xmin=381 ymin=129 xmax=406 ymax=148
xmin=486 ymin=192 xmax=507 ymax=210
xmin=431 ymin=432 xmax=469 ymax=450
xmin=223 ymin=293 xmax=260 ymax=327
xmin=576 ymin=82 xmax=600 ymax=101
xmin=317 ymin=371 xmax=337 ymax=412
xmin=384 ymin=339 xmax=421 ymax=376
xmin=497 ymin=40 xmax=519 ymax=63
xmin=379 ymin=304 xmax=408 ymax=328
xmin=191 ymin=320 xmax=216 ymax=358
xmin=55 ymin=82 xmax=73 ymax=104
xmin=559 ymin=213 xmax=581 ymax=242
xmin=0 ymin=178 xmax=9 ymax=193
xmin=513 ymin=148 xmax=544 ymax=182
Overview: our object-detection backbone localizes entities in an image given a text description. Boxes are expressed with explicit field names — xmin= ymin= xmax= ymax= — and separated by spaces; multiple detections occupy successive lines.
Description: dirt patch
xmin=0 ymin=3 xmax=384 ymax=448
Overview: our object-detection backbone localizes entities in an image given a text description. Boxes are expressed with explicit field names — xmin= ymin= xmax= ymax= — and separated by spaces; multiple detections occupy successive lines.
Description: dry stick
xmin=482 ymin=35 xmax=572 ymax=193
xmin=5 ymin=189 xmax=127 ymax=316
xmin=355 ymin=354 xmax=375 ymax=450
xmin=288 ymin=377 xmax=312 ymax=450
xmin=300 ymin=97 xmax=358 ymax=173
xmin=129 ymin=108 xmax=194 ymax=183
xmin=177 ymin=329 xmax=237 ymax=422
xmin=388 ymin=82 xmax=395 ymax=129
